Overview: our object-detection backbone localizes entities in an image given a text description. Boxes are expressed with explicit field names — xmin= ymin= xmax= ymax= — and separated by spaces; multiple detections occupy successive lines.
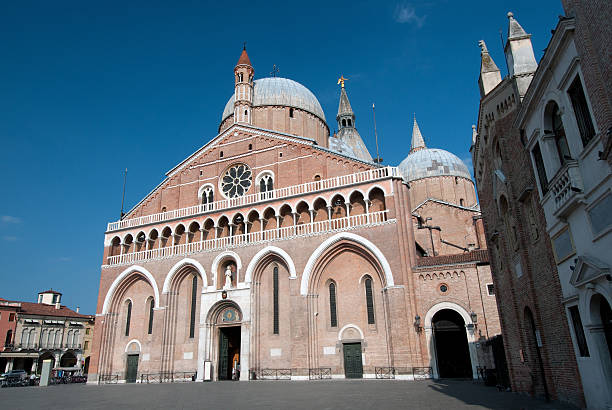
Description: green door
xmin=218 ymin=331 xmax=229 ymax=380
xmin=126 ymin=354 xmax=139 ymax=383
xmin=343 ymin=343 xmax=363 ymax=379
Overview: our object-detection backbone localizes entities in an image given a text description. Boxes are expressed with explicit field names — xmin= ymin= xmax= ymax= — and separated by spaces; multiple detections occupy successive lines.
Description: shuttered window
xmin=365 ymin=278 xmax=375 ymax=324
xmin=568 ymin=76 xmax=595 ymax=147
xmin=189 ymin=275 xmax=197 ymax=338
xmin=273 ymin=266 xmax=279 ymax=334
xmin=148 ymin=298 xmax=154 ymax=335
xmin=125 ymin=301 xmax=132 ymax=337
xmin=329 ymin=282 xmax=338 ymax=327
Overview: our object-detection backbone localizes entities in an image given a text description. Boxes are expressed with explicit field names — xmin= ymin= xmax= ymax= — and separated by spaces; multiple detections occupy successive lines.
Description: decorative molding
xmin=162 ymin=258 xmax=208 ymax=293
xmin=244 ymin=246 xmax=297 ymax=283
xmin=300 ymin=232 xmax=395 ymax=295
xmin=101 ymin=266 xmax=160 ymax=315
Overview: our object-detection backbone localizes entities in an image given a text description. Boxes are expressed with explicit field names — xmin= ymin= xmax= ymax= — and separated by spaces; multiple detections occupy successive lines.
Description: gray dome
xmin=399 ymin=148 xmax=472 ymax=182
xmin=222 ymin=77 xmax=326 ymax=123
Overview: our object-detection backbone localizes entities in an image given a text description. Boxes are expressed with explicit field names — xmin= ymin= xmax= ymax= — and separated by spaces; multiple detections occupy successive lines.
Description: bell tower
xmin=234 ymin=45 xmax=254 ymax=125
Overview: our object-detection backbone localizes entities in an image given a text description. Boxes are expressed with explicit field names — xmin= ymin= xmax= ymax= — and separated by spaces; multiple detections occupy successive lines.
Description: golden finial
xmin=337 ymin=75 xmax=348 ymax=88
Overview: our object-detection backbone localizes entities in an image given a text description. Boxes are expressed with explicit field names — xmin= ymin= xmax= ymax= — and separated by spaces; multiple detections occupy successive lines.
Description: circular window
xmin=221 ymin=164 xmax=252 ymax=198
xmin=439 ymin=283 xmax=448 ymax=293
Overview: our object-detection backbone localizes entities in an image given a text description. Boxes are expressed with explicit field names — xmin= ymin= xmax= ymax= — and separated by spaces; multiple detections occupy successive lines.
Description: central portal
xmin=218 ymin=326 xmax=241 ymax=380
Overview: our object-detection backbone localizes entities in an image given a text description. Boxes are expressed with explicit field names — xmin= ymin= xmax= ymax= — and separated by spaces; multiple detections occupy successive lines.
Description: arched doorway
xmin=208 ymin=302 xmax=242 ymax=381
xmin=60 ymin=352 xmax=77 ymax=367
xmin=37 ymin=352 xmax=55 ymax=374
xmin=590 ymin=293 xmax=612 ymax=362
xmin=432 ymin=309 xmax=472 ymax=378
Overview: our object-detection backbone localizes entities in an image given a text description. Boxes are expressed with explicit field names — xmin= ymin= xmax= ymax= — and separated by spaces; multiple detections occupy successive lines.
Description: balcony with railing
xmin=549 ymin=160 xmax=584 ymax=217
xmin=106 ymin=210 xmax=393 ymax=266
xmin=107 ymin=166 xmax=400 ymax=232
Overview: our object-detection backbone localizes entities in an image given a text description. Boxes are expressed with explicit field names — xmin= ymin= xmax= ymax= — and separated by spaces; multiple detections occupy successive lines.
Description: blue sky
xmin=0 ymin=0 xmax=562 ymax=313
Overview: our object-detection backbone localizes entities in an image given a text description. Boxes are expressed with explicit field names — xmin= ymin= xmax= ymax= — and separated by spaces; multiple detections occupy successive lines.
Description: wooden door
xmin=218 ymin=330 xmax=229 ymax=380
xmin=126 ymin=354 xmax=139 ymax=383
xmin=343 ymin=343 xmax=363 ymax=379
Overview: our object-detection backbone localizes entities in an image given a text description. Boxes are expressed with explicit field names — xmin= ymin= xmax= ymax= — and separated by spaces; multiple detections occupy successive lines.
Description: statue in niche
xmin=224 ymin=264 xmax=234 ymax=289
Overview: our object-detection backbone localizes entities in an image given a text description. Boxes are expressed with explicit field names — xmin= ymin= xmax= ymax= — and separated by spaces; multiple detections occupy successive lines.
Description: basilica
xmin=89 ymin=48 xmax=501 ymax=383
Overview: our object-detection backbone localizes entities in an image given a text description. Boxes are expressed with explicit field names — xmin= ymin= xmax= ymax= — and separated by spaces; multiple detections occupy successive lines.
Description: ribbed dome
xmin=399 ymin=148 xmax=472 ymax=182
xmin=222 ymin=77 xmax=326 ymax=123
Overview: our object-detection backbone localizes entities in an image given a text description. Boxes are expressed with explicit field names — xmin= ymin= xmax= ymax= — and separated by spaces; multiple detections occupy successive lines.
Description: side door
xmin=126 ymin=354 xmax=139 ymax=383
xmin=343 ymin=343 xmax=363 ymax=379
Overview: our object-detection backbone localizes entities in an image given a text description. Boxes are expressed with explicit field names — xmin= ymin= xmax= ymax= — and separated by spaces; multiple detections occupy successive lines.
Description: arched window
xmin=259 ymin=173 xmax=274 ymax=198
xmin=342 ymin=119 xmax=346 ymax=127
xmin=21 ymin=328 xmax=28 ymax=346
xmin=148 ymin=298 xmax=155 ymax=335
xmin=289 ymin=108 xmax=294 ymax=118
xmin=125 ymin=300 xmax=132 ymax=337
xmin=201 ymin=186 xmax=214 ymax=206
xmin=460 ymin=198 xmax=465 ymax=206
xmin=67 ymin=330 xmax=73 ymax=347
xmin=5 ymin=329 xmax=12 ymax=346
xmin=347 ymin=119 xmax=352 ymax=127
xmin=273 ymin=266 xmax=279 ymax=335
xmin=364 ymin=277 xmax=375 ymax=324
xmin=189 ymin=275 xmax=197 ymax=339
xmin=329 ymin=282 xmax=338 ymax=328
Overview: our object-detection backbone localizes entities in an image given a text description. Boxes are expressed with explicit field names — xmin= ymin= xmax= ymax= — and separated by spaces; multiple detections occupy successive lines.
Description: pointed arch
xmin=300 ymin=232 xmax=394 ymax=295
xmin=101 ymin=265 xmax=160 ymax=314
xmin=162 ymin=258 xmax=208 ymax=293
xmin=245 ymin=246 xmax=296 ymax=283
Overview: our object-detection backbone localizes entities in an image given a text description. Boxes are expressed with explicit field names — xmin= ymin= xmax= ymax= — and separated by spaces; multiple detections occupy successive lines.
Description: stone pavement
xmin=0 ymin=379 xmax=578 ymax=410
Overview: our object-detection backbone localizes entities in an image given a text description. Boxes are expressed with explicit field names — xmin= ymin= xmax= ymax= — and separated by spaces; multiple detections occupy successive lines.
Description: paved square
xmin=0 ymin=380 xmax=577 ymax=410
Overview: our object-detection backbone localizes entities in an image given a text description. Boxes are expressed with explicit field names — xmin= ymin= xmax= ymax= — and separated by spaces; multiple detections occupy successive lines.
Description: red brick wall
xmin=475 ymin=87 xmax=584 ymax=406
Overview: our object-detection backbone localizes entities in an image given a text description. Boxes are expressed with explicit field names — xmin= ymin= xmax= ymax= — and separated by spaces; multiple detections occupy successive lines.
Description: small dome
xmin=222 ymin=77 xmax=326 ymax=123
xmin=399 ymin=148 xmax=472 ymax=182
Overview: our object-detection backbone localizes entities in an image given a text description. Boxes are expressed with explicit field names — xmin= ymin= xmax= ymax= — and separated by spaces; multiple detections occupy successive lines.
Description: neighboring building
xmin=82 ymin=317 xmax=95 ymax=373
xmin=0 ymin=290 xmax=94 ymax=375
xmin=89 ymin=48 xmax=502 ymax=384
xmin=474 ymin=7 xmax=612 ymax=409
xmin=561 ymin=0 xmax=612 ymax=168
xmin=514 ymin=11 xmax=612 ymax=410
xmin=0 ymin=298 xmax=20 ymax=371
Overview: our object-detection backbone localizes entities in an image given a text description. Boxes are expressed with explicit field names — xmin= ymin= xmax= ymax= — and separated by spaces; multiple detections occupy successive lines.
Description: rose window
xmin=221 ymin=164 xmax=252 ymax=198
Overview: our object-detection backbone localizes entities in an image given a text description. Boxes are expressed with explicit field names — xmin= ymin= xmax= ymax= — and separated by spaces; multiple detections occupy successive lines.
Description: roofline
xmin=513 ymin=17 xmax=575 ymax=129
xmin=121 ymin=124 xmax=370 ymax=219
xmin=411 ymin=198 xmax=481 ymax=213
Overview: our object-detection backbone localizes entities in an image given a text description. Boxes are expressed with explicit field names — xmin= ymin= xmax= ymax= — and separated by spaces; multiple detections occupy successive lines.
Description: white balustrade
xmin=106 ymin=210 xmax=391 ymax=266
xmin=549 ymin=161 xmax=584 ymax=217
xmin=107 ymin=167 xmax=399 ymax=232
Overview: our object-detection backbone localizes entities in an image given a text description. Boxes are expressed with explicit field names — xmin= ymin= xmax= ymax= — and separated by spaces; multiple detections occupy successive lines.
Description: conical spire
xmin=478 ymin=40 xmax=502 ymax=97
xmin=337 ymin=86 xmax=354 ymax=118
xmin=236 ymin=46 xmax=252 ymax=66
xmin=332 ymin=80 xmax=372 ymax=162
xmin=410 ymin=115 xmax=426 ymax=153
xmin=507 ymin=12 xmax=528 ymax=39
xmin=504 ymin=12 xmax=537 ymax=82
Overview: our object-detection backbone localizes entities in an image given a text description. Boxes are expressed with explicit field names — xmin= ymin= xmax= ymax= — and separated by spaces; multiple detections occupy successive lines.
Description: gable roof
xmin=122 ymin=123 xmax=380 ymax=220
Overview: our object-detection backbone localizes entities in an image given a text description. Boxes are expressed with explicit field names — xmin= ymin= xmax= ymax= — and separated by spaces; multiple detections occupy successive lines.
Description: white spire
xmin=410 ymin=115 xmax=426 ymax=153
